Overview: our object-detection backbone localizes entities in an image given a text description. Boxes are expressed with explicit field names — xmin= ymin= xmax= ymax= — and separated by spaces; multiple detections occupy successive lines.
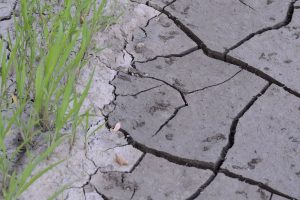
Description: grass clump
xmin=0 ymin=0 xmax=109 ymax=199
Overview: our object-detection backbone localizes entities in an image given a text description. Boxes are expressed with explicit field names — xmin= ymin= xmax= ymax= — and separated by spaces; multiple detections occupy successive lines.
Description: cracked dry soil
xmin=104 ymin=0 xmax=300 ymax=199
xmin=2 ymin=0 xmax=300 ymax=199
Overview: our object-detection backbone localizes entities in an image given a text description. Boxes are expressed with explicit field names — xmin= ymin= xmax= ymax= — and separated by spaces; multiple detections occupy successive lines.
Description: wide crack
xmin=103 ymin=122 xmax=298 ymax=200
xmin=144 ymin=0 xmax=300 ymax=99
xmin=214 ymin=82 xmax=272 ymax=172
xmin=100 ymin=1 xmax=300 ymax=199
xmin=184 ymin=83 xmax=272 ymax=199
xmin=220 ymin=169 xmax=297 ymax=200
xmin=104 ymin=68 xmax=296 ymax=199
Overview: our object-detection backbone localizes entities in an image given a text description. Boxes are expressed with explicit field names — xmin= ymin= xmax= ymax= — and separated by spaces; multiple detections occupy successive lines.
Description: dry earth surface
xmin=1 ymin=0 xmax=300 ymax=200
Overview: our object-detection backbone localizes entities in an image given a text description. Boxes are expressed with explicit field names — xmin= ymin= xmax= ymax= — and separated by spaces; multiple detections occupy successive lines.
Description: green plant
xmin=0 ymin=0 xmax=109 ymax=199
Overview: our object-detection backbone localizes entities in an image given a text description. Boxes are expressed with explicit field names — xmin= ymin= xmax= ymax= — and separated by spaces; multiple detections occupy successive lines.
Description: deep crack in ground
xmin=145 ymin=0 xmax=300 ymax=99
xmin=99 ymin=0 xmax=300 ymax=199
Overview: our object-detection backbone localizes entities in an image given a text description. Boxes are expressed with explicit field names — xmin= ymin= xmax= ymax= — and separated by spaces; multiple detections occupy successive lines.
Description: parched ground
xmin=1 ymin=0 xmax=300 ymax=200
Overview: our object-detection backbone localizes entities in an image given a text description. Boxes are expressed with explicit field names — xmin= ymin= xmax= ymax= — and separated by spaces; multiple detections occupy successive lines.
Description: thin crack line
xmin=135 ymin=46 xmax=199 ymax=63
xmin=85 ymin=151 xmax=97 ymax=168
xmin=162 ymin=0 xmax=177 ymax=10
xmin=143 ymin=0 xmax=176 ymax=29
xmin=81 ymin=165 xmax=124 ymax=200
xmin=138 ymin=26 xmax=147 ymax=38
xmin=144 ymin=1 xmax=300 ymax=99
xmin=129 ymin=0 xmax=159 ymax=28
xmin=129 ymin=152 xmax=146 ymax=173
xmin=130 ymin=187 xmax=137 ymax=200
xmin=111 ymin=69 xmax=189 ymax=116
xmin=225 ymin=0 xmax=297 ymax=54
xmin=118 ymin=84 xmax=163 ymax=97
xmin=214 ymin=82 xmax=271 ymax=172
xmin=124 ymin=39 xmax=135 ymax=65
xmin=113 ymin=67 xmax=188 ymax=107
xmin=125 ymin=41 xmax=189 ymax=107
xmin=185 ymin=173 xmax=217 ymax=200
xmin=126 ymin=71 xmax=188 ymax=105
xmin=95 ymin=56 xmax=119 ymax=73
xmin=0 ymin=0 xmax=18 ymax=22
xmin=83 ymin=187 xmax=87 ymax=200
xmin=103 ymin=144 xmax=129 ymax=152
xmin=80 ymin=165 xmax=106 ymax=197
xmin=142 ymin=0 xmax=177 ymax=28
xmin=82 ymin=167 xmax=102 ymax=186
xmin=185 ymin=69 xmax=243 ymax=95
xmin=152 ymin=104 xmax=187 ymax=137
xmin=238 ymin=0 xmax=255 ymax=10
xmin=145 ymin=14 xmax=159 ymax=27
xmin=93 ymin=186 xmax=110 ymax=200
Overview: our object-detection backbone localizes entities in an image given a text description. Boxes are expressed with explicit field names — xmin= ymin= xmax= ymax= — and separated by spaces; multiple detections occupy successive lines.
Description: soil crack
xmin=185 ymin=173 xmax=218 ymax=200
xmin=0 ymin=0 xmax=18 ymax=22
xmin=106 ymin=126 xmax=215 ymax=170
xmin=118 ymin=84 xmax=163 ymax=97
xmin=129 ymin=152 xmax=146 ymax=173
xmin=93 ymin=186 xmax=110 ymax=200
xmin=143 ymin=1 xmax=300 ymax=99
xmin=220 ymin=168 xmax=298 ymax=200
xmin=102 ymin=123 xmax=297 ymax=200
xmin=238 ymin=0 xmax=255 ymax=10
xmin=101 ymin=2 xmax=300 ymax=199
xmin=213 ymin=82 xmax=272 ymax=173
xmin=135 ymin=46 xmax=199 ymax=63
xmin=185 ymin=69 xmax=243 ymax=95
xmin=225 ymin=0 xmax=297 ymax=55
xmin=151 ymin=104 xmax=187 ymax=137
xmin=184 ymin=83 xmax=271 ymax=199
xmin=130 ymin=0 xmax=178 ymax=28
